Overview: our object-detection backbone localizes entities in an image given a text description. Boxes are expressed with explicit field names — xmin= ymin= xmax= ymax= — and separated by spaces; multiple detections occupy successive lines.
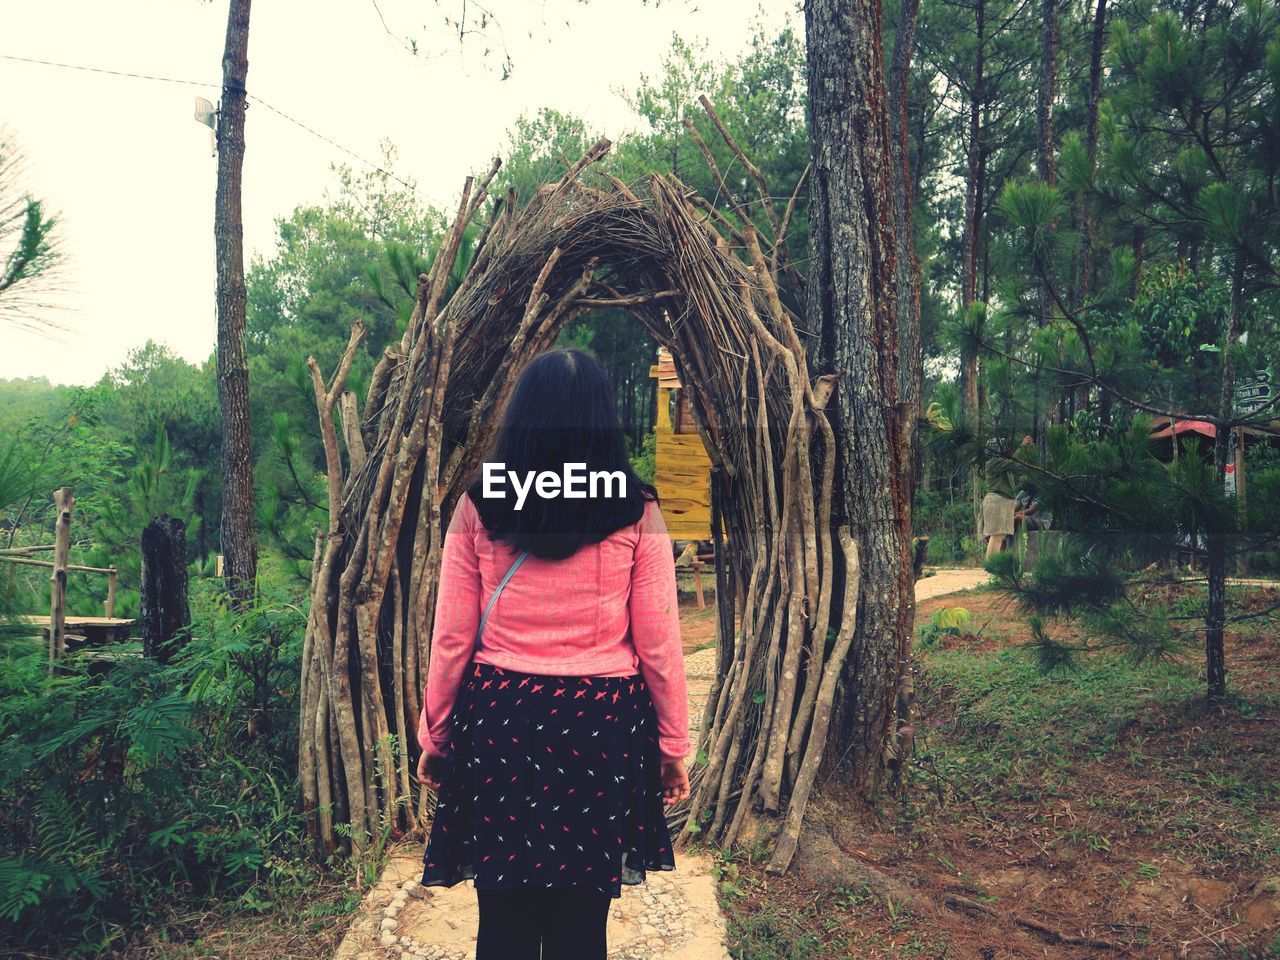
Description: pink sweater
xmin=417 ymin=492 xmax=691 ymax=763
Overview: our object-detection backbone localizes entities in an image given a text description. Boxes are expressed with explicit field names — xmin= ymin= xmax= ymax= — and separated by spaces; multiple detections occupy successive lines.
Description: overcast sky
xmin=1 ymin=0 xmax=796 ymax=385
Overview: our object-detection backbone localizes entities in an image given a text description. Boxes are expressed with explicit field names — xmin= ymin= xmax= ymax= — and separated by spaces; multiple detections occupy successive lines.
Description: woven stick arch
xmin=300 ymin=129 xmax=857 ymax=873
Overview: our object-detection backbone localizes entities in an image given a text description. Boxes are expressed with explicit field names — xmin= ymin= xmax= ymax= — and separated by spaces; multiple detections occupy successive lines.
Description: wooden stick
xmin=698 ymin=95 xmax=780 ymax=235
xmin=339 ymin=390 xmax=367 ymax=476
xmin=1015 ymin=917 xmax=1129 ymax=952
xmin=298 ymin=530 xmax=327 ymax=856
xmin=0 ymin=544 xmax=56 ymax=555
xmin=682 ymin=118 xmax=753 ymax=229
xmin=574 ymin=290 xmax=681 ymax=308
xmin=361 ymin=346 xmax=399 ymax=447
xmin=0 ymin=556 xmax=114 ymax=574
xmin=771 ymin=163 xmax=811 ymax=279
xmin=768 ymin=528 xmax=861 ymax=875
xmin=48 ymin=486 xmax=73 ymax=667
xmin=305 ymin=321 xmax=371 ymax=849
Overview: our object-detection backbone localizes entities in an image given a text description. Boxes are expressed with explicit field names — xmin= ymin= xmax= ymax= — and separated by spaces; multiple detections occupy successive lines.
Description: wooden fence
xmin=0 ymin=486 xmax=121 ymax=666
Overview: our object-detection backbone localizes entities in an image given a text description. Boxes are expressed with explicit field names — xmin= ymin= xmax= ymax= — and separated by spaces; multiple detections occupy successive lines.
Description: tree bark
xmin=215 ymin=0 xmax=257 ymax=605
xmin=47 ymin=486 xmax=73 ymax=667
xmin=888 ymin=0 xmax=924 ymax=777
xmin=1205 ymin=260 xmax=1242 ymax=701
xmin=1073 ymin=0 xmax=1108 ymax=310
xmin=959 ymin=0 xmax=986 ymax=420
xmin=890 ymin=0 xmax=923 ymax=481
xmin=1034 ymin=0 xmax=1061 ymax=438
xmin=139 ymin=515 xmax=191 ymax=664
xmin=805 ymin=0 xmax=914 ymax=795
xmin=1037 ymin=0 xmax=1059 ymax=185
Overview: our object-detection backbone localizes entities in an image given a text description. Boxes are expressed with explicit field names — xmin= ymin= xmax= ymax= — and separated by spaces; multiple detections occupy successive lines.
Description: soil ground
xmin=716 ymin=579 xmax=1280 ymax=960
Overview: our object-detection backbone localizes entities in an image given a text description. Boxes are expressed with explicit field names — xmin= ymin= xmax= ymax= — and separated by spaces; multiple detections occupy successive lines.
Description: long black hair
xmin=467 ymin=347 xmax=658 ymax=560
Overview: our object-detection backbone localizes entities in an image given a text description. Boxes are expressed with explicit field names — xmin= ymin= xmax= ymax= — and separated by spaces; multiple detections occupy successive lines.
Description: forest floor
xmin=716 ymin=578 xmax=1280 ymax=960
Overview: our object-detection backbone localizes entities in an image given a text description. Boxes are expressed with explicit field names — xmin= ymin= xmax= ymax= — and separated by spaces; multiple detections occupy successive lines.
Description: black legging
xmin=476 ymin=886 xmax=612 ymax=960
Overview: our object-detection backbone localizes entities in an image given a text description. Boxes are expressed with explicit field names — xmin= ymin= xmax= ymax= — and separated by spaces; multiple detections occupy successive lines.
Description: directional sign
xmin=1235 ymin=370 xmax=1273 ymax=415
xmin=1236 ymin=389 xmax=1272 ymax=415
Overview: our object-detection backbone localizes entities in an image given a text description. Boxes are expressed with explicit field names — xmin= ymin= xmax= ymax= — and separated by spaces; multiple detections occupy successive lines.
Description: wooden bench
xmin=20 ymin=616 xmax=136 ymax=648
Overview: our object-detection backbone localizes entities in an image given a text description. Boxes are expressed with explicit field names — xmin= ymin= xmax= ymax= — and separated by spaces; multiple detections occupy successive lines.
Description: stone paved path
xmin=333 ymin=847 xmax=729 ymax=960
xmin=334 ymin=568 xmax=990 ymax=960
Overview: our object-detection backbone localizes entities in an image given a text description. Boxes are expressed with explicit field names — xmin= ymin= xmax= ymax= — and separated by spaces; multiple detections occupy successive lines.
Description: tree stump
xmin=139 ymin=515 xmax=191 ymax=663
xmin=912 ymin=536 xmax=930 ymax=580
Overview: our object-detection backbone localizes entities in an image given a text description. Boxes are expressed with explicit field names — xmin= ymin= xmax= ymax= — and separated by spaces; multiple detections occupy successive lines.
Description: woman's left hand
xmin=418 ymin=749 xmax=446 ymax=793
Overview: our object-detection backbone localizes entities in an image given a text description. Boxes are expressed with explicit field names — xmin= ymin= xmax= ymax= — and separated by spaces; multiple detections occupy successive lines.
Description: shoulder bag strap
xmin=475 ymin=550 xmax=529 ymax=646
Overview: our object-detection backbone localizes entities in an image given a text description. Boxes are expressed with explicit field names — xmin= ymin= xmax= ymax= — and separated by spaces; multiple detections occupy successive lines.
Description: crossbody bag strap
xmin=475 ymin=550 xmax=529 ymax=647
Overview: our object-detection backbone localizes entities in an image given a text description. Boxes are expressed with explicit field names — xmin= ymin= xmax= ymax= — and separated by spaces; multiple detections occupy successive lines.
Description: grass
xmin=923 ymin=647 xmax=1201 ymax=786
xmin=728 ymin=905 xmax=827 ymax=960
xmin=726 ymin=886 xmax=953 ymax=960
xmin=113 ymin=879 xmax=362 ymax=959
xmin=917 ymin=644 xmax=1280 ymax=867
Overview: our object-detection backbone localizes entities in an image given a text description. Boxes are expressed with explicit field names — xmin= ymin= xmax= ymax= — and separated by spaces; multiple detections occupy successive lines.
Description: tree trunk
xmin=1034 ymin=0 xmax=1060 ymax=439
xmin=805 ymin=0 xmax=913 ymax=796
xmin=961 ymin=0 xmax=985 ymax=318
xmin=1037 ymin=0 xmax=1059 ymax=185
xmin=888 ymin=0 xmax=924 ymax=777
xmin=139 ymin=515 xmax=192 ymax=664
xmin=890 ymin=0 xmax=923 ymax=479
xmin=1205 ymin=260 xmax=1243 ymax=701
xmin=959 ymin=0 xmax=986 ymax=421
xmin=1073 ymin=0 xmax=1108 ymax=310
xmin=215 ymin=0 xmax=257 ymax=605
xmin=960 ymin=0 xmax=986 ymax=526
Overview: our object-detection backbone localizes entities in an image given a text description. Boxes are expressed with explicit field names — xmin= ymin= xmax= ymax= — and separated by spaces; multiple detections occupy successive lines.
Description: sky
xmin=0 ymin=0 xmax=797 ymax=384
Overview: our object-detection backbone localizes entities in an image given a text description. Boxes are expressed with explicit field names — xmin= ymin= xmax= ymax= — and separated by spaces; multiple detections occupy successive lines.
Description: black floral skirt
xmin=421 ymin=662 xmax=676 ymax=899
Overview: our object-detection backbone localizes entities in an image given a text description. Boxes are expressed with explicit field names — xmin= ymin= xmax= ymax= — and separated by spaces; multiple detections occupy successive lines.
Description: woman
xmin=416 ymin=347 xmax=692 ymax=960
xmin=979 ymin=438 xmax=1019 ymax=558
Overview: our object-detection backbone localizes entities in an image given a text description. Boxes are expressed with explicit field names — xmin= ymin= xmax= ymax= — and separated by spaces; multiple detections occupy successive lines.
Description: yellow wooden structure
xmin=649 ymin=347 xmax=713 ymax=540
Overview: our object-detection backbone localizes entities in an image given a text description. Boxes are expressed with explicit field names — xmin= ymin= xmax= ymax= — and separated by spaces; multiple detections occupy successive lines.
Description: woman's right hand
xmin=660 ymin=759 xmax=690 ymax=807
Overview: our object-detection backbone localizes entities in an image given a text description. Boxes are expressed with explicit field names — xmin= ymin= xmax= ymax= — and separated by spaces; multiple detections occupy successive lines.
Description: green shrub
xmin=914 ymin=488 xmax=980 ymax=563
xmin=917 ymin=606 xmax=971 ymax=649
xmin=0 ymin=577 xmax=312 ymax=956
xmin=630 ymin=430 xmax=656 ymax=485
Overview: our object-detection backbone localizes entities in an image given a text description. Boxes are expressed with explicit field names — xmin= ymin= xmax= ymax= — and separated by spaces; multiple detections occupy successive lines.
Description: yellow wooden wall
xmin=652 ymin=382 xmax=712 ymax=540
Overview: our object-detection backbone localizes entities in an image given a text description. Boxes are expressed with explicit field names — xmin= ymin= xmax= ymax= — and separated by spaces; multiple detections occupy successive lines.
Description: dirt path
xmin=915 ymin=566 xmax=990 ymax=600
xmin=334 ymin=568 xmax=990 ymax=960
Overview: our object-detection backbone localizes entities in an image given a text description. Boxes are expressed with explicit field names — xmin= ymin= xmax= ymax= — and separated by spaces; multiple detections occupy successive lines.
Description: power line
xmin=0 ymin=52 xmax=214 ymax=88
xmin=0 ymin=51 xmax=418 ymax=193
xmin=245 ymin=95 xmax=416 ymax=192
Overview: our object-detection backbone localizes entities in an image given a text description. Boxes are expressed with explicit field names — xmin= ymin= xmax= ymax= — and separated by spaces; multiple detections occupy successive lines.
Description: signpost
xmin=1230 ymin=370 xmax=1270 ymax=574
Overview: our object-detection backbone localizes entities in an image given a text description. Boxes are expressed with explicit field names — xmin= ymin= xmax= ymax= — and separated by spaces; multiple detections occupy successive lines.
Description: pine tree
xmin=975 ymin=0 xmax=1280 ymax=700
xmin=0 ymin=135 xmax=62 ymax=333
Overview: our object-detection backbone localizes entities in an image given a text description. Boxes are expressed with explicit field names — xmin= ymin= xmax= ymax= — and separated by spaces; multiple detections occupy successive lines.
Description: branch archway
xmin=300 ymin=129 xmax=864 ymax=873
